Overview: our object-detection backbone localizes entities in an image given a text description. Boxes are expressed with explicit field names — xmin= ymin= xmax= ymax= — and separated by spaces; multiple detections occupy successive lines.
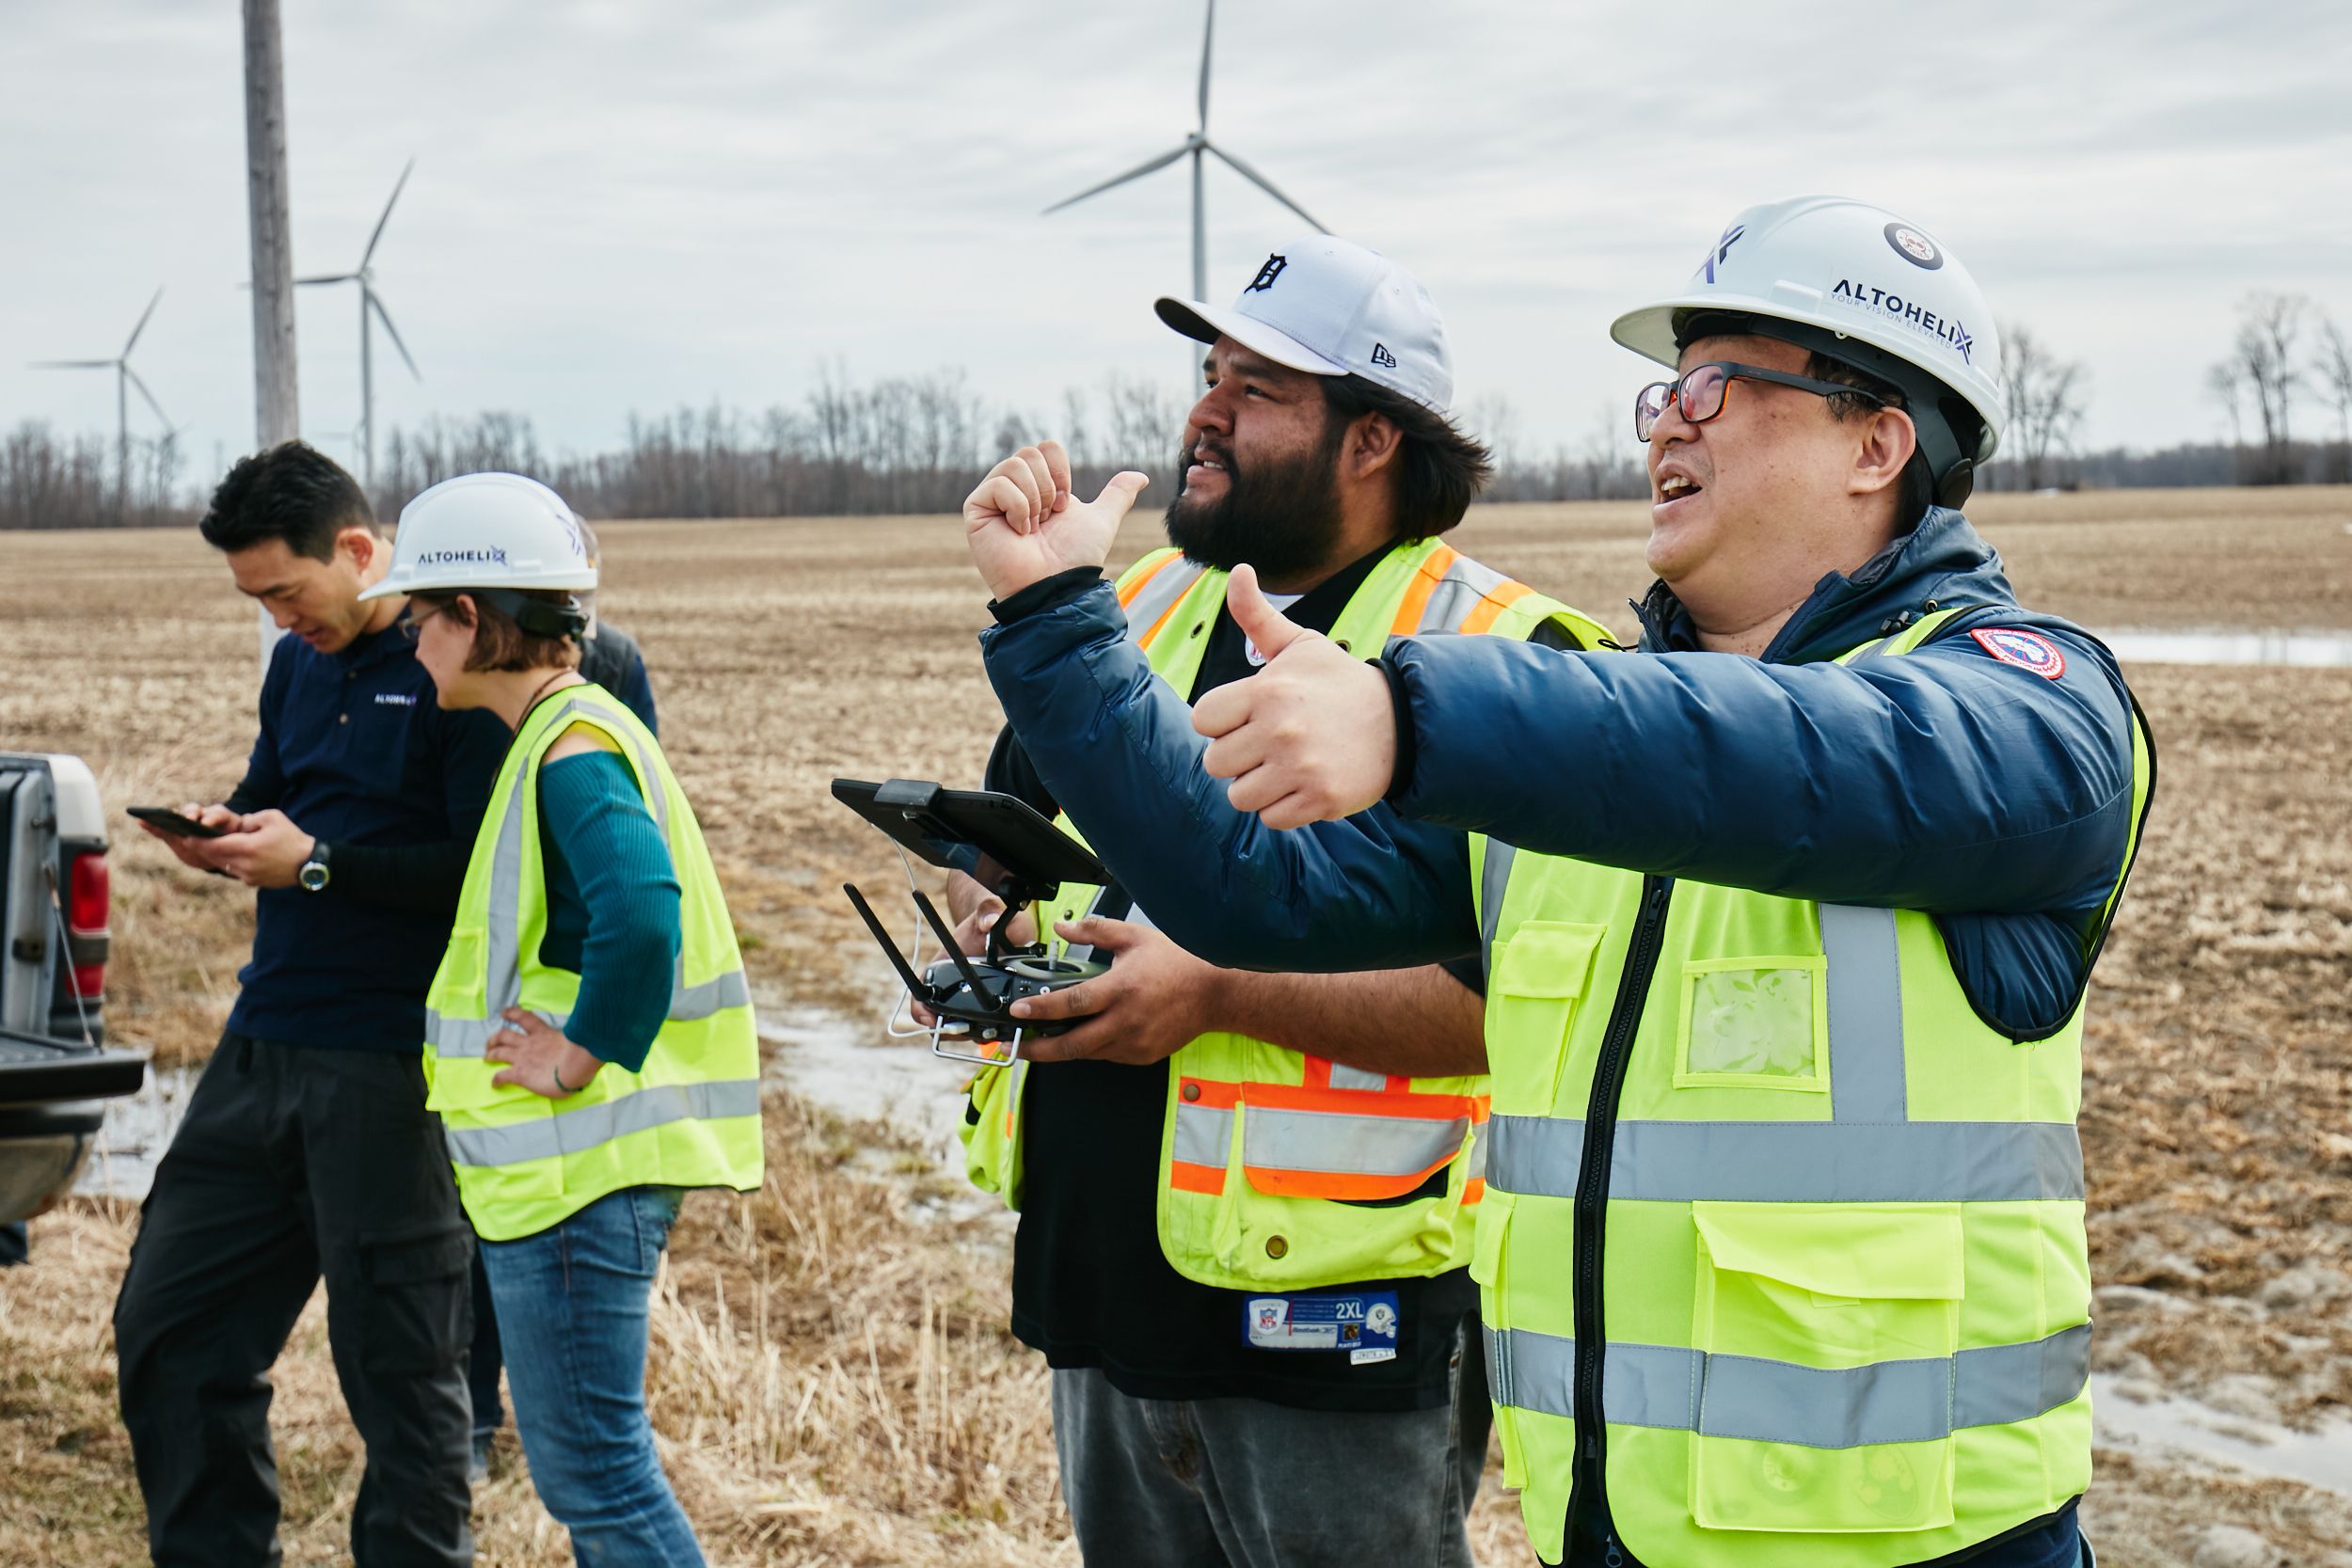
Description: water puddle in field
xmin=2100 ymin=629 xmax=2352 ymax=667
xmin=2090 ymin=1373 xmax=2352 ymax=1495
xmin=758 ymin=1005 xmax=969 ymax=1164
xmin=73 ymin=1060 xmax=196 ymax=1202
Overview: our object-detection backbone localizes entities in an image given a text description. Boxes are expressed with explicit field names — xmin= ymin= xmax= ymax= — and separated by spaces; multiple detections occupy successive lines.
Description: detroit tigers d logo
xmin=1246 ymin=254 xmax=1287 ymax=293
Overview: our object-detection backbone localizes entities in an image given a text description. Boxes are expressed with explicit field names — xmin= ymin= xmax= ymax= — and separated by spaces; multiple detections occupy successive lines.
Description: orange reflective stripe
xmin=1457 ymin=579 xmax=1534 ymax=635
xmin=1390 ymin=545 xmax=1458 ymax=635
xmin=1245 ymin=1164 xmax=1450 ymax=1200
xmin=1241 ymin=1079 xmax=1483 ymax=1123
xmin=1116 ymin=551 xmax=1181 ymax=610
xmin=1462 ymin=1179 xmax=1486 ymax=1205
xmin=1169 ymin=1160 xmax=1226 ymax=1195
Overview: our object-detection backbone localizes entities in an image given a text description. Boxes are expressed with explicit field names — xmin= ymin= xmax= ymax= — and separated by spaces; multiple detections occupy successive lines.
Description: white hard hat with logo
xmin=359 ymin=472 xmax=597 ymax=604
xmin=1610 ymin=196 xmax=2007 ymax=506
xmin=1156 ymin=235 xmax=1455 ymax=414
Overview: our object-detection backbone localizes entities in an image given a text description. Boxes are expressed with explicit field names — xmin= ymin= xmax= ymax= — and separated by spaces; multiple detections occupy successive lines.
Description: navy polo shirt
xmin=225 ymin=624 xmax=509 ymax=1052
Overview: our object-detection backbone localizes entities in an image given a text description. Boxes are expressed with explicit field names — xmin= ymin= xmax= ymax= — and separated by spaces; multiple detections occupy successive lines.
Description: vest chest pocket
xmin=1485 ymin=922 xmax=1607 ymax=1117
xmin=1689 ymin=1201 xmax=1963 ymax=1535
xmin=1675 ymin=956 xmax=1828 ymax=1092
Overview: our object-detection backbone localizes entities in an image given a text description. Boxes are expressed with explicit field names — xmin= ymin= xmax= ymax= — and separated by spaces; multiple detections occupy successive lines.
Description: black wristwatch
xmin=297 ymin=839 xmax=332 ymax=894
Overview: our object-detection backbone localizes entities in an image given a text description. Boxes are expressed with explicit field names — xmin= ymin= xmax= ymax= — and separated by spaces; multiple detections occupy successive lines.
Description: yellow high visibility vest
xmin=962 ymin=540 xmax=1613 ymax=1291
xmin=1470 ymin=610 xmax=2154 ymax=1565
xmin=423 ymin=682 xmax=764 ymax=1242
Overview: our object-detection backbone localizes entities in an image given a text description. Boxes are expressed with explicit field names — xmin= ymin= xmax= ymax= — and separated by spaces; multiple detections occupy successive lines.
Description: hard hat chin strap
xmin=469 ymin=585 xmax=589 ymax=640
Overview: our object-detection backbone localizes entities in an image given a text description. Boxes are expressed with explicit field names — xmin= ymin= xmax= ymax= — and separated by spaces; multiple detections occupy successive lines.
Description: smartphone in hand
xmin=128 ymin=805 xmax=229 ymax=841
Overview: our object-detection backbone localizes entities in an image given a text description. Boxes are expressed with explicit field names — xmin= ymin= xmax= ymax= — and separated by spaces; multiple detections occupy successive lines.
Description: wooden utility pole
xmin=243 ymin=0 xmax=298 ymax=665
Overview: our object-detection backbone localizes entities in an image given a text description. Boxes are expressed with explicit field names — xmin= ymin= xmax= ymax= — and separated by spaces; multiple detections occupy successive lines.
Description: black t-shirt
xmin=988 ymin=546 xmax=1511 ymax=1412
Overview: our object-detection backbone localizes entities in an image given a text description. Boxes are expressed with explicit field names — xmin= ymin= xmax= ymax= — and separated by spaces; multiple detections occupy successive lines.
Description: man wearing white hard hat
xmin=362 ymin=472 xmax=760 ymax=1566
xmin=951 ymin=237 xmax=1612 ymax=1567
xmin=115 ymin=443 xmax=506 ymax=1567
xmin=962 ymin=198 xmax=2153 ymax=1567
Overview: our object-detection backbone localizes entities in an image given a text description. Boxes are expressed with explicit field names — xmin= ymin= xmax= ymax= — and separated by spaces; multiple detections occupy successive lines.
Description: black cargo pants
xmin=113 ymin=1033 xmax=473 ymax=1567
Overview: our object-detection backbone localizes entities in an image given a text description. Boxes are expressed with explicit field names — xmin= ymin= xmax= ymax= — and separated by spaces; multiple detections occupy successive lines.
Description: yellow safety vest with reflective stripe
xmin=962 ymin=539 xmax=1613 ymax=1292
xmin=1469 ymin=611 xmax=2154 ymax=1566
xmin=423 ymin=682 xmax=763 ymax=1243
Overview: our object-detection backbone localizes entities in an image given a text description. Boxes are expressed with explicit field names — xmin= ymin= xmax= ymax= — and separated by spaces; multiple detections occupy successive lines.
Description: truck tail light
xmin=66 ymin=850 xmax=110 ymax=1000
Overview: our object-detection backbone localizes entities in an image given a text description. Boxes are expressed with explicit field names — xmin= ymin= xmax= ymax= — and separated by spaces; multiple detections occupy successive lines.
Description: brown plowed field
xmin=3 ymin=487 xmax=2347 ymax=1566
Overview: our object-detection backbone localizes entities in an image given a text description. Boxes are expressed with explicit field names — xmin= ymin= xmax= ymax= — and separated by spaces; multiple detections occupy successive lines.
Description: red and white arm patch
xmin=1968 ymin=627 xmax=2067 ymax=679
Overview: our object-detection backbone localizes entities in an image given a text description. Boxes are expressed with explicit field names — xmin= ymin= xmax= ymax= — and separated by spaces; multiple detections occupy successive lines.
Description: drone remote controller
xmin=833 ymin=779 xmax=1114 ymax=1067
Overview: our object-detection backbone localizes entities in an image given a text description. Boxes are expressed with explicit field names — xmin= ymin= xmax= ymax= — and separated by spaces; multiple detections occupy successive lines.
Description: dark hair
xmin=410 ymin=589 xmax=580 ymax=674
xmin=1803 ymin=352 xmax=1934 ymax=530
xmin=1319 ymin=374 xmax=1494 ymax=542
xmin=199 ymin=441 xmax=378 ymax=560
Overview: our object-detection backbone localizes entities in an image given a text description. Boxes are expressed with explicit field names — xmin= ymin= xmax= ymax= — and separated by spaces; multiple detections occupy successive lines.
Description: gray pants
xmin=1050 ymin=1323 xmax=1485 ymax=1568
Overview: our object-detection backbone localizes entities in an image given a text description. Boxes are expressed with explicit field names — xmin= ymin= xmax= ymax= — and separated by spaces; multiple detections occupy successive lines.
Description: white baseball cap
xmin=1156 ymin=236 xmax=1454 ymax=414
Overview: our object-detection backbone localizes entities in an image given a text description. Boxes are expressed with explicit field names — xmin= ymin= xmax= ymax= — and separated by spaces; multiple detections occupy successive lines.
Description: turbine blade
xmin=369 ymin=289 xmax=421 ymax=380
xmin=295 ymin=273 xmax=359 ymax=285
xmin=1041 ymin=144 xmax=1191 ymax=214
xmin=1205 ymin=142 xmax=1327 ymax=232
xmin=360 ymin=157 xmax=415 ymax=268
xmin=1198 ymin=0 xmax=1215 ymax=131
xmin=124 ymin=365 xmax=171 ymax=428
xmin=122 ymin=287 xmax=165 ymax=356
xmin=29 ymin=359 xmax=116 ymax=369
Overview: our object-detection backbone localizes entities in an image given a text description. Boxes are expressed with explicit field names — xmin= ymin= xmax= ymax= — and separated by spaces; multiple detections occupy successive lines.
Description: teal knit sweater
xmin=537 ymin=752 xmax=682 ymax=1072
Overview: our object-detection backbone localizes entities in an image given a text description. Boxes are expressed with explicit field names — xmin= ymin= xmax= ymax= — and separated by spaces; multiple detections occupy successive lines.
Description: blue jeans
xmin=477 ymin=1184 xmax=706 ymax=1568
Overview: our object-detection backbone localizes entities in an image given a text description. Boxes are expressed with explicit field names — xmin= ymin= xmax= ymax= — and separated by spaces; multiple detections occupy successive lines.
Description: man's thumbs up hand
xmin=1194 ymin=562 xmax=1401 ymax=830
xmin=961 ymin=439 xmax=1148 ymax=601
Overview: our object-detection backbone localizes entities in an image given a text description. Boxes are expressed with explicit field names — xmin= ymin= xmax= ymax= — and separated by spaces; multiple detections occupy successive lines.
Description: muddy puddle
xmin=758 ymin=1002 xmax=969 ymax=1163
xmin=2100 ymin=629 xmax=2352 ymax=666
xmin=2091 ymin=1373 xmax=2352 ymax=1496
xmin=72 ymin=1059 xmax=196 ymax=1202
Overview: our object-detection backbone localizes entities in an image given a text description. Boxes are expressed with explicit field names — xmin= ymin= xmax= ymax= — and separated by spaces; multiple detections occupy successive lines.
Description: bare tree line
xmin=0 ymin=422 xmax=191 ymax=530
xmin=2207 ymin=291 xmax=2352 ymax=484
xmin=7 ymin=306 xmax=2350 ymax=531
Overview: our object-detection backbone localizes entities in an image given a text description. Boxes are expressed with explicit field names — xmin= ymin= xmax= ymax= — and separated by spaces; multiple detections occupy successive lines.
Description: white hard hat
xmin=1157 ymin=235 xmax=1455 ymax=414
xmin=1610 ymin=196 xmax=2007 ymax=505
xmin=359 ymin=472 xmax=596 ymax=602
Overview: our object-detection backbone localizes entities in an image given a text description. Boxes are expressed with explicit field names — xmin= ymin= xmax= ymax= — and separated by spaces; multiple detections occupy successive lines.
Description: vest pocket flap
xmin=1490 ymin=922 xmax=1608 ymax=998
xmin=1692 ymin=1202 xmax=1964 ymax=1301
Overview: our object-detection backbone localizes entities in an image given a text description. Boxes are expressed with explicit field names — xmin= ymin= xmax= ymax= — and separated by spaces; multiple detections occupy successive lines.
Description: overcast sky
xmin=6 ymin=0 xmax=2348 ymax=493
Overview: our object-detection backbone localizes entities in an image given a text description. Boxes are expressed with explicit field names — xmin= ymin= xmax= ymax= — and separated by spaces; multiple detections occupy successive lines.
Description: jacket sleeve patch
xmin=1968 ymin=626 xmax=2067 ymax=680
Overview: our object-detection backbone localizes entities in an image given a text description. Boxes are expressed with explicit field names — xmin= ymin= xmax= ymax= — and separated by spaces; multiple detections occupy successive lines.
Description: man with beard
xmin=944 ymin=237 xmax=1611 ymax=1568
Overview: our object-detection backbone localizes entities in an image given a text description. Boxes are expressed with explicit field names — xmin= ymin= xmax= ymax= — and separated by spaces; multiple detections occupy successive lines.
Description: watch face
xmin=299 ymin=863 xmax=328 ymax=892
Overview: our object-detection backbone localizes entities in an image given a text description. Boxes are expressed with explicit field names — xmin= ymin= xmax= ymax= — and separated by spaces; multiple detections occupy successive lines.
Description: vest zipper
xmin=1564 ymin=873 xmax=1673 ymax=1562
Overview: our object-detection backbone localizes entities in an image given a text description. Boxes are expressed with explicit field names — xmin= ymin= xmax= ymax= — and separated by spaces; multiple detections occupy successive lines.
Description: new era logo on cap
xmin=1155 ymin=236 xmax=1454 ymax=413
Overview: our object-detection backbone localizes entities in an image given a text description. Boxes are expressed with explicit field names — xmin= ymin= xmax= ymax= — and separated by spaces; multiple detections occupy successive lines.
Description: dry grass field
xmin=2 ymin=487 xmax=2348 ymax=1566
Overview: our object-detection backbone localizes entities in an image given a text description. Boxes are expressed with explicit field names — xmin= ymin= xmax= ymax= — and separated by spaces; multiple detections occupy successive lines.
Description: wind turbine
xmin=297 ymin=159 xmax=421 ymax=492
xmin=29 ymin=287 xmax=171 ymax=518
xmin=1043 ymin=0 xmax=1327 ymax=372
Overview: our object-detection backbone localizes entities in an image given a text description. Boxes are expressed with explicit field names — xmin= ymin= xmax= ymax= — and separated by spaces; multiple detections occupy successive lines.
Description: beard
xmin=1163 ymin=416 xmax=1349 ymax=580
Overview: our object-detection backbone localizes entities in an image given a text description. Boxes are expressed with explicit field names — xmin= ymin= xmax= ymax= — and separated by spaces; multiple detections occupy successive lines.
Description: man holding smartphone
xmin=117 ymin=442 xmax=506 ymax=1567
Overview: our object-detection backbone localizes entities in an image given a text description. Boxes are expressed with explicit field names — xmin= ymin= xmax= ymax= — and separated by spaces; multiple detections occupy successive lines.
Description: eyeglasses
xmin=397 ymin=605 xmax=443 ymax=641
xmin=1633 ymin=361 xmax=1883 ymax=442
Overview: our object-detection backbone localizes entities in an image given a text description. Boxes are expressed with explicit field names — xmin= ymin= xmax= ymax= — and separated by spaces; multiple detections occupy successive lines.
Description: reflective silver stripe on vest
xmin=1479 ymin=839 xmax=1517 ymax=979
xmin=1465 ymin=1122 xmax=1489 ymax=1184
xmin=1484 ymin=1321 xmax=2090 ymax=1449
xmin=1243 ymin=1104 xmax=1467 ymax=1178
xmin=1171 ymin=1101 xmax=1233 ymax=1167
xmin=1417 ymin=554 xmax=1512 ymax=635
xmin=428 ymin=968 xmax=752 ymax=1059
xmin=444 ymin=1077 xmax=763 ymax=1168
xmin=1819 ymin=903 xmax=1907 ymax=1123
xmin=1122 ymin=557 xmax=1208 ymax=642
xmin=1169 ymin=1101 xmax=1466 ymax=1178
xmin=1328 ymin=1063 xmax=1389 ymax=1091
xmin=1483 ymin=1115 xmax=2086 ymax=1203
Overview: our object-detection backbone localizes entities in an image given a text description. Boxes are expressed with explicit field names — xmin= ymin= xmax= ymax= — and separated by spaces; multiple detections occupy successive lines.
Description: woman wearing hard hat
xmin=360 ymin=472 xmax=761 ymax=1566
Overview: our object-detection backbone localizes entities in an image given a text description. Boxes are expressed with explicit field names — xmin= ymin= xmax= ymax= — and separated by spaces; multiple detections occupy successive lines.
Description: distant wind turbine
xmin=297 ymin=159 xmax=421 ymax=491
xmin=29 ymin=287 xmax=171 ymax=518
xmin=1043 ymin=0 xmax=1327 ymax=373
